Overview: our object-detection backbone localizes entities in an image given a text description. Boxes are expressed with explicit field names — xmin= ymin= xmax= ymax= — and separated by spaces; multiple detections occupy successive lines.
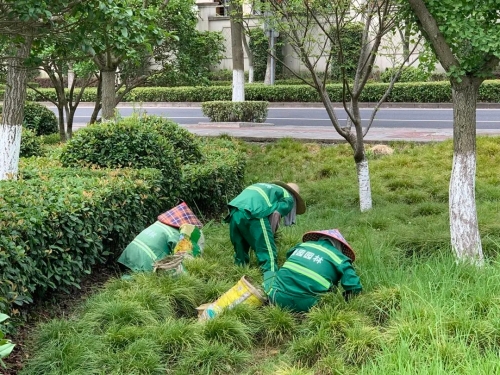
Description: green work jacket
xmin=272 ymin=239 xmax=362 ymax=297
xmin=118 ymin=221 xmax=180 ymax=272
xmin=226 ymin=183 xmax=294 ymax=220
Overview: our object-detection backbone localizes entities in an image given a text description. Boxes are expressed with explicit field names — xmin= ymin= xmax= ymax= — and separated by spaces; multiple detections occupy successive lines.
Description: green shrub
xmin=13 ymin=79 xmax=500 ymax=103
xmin=22 ymin=102 xmax=58 ymax=135
xmin=61 ymin=118 xmax=178 ymax=165
xmin=0 ymin=314 xmax=15 ymax=367
xmin=0 ymin=163 xmax=170 ymax=315
xmin=380 ymin=66 xmax=431 ymax=83
xmin=330 ymin=22 xmax=364 ymax=81
xmin=248 ymin=28 xmax=285 ymax=81
xmin=181 ymin=136 xmax=246 ymax=215
xmin=20 ymin=128 xmax=43 ymax=157
xmin=0 ymin=102 xmax=58 ymax=135
xmin=201 ymin=101 xmax=269 ymax=122
xmin=208 ymin=69 xmax=234 ymax=81
xmin=137 ymin=115 xmax=203 ymax=163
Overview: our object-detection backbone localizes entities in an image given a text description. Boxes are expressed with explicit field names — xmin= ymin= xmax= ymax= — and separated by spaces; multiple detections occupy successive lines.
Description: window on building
xmin=216 ymin=0 xmax=229 ymax=16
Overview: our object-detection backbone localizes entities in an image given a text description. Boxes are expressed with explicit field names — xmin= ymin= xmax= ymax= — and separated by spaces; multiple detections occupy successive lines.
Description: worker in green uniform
xmin=118 ymin=202 xmax=202 ymax=272
xmin=225 ymin=182 xmax=306 ymax=282
xmin=266 ymin=229 xmax=362 ymax=312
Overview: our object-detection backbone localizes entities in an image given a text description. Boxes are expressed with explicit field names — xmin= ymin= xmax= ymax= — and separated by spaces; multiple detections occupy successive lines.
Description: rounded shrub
xmin=138 ymin=115 xmax=203 ymax=163
xmin=23 ymin=102 xmax=58 ymax=135
xmin=60 ymin=118 xmax=181 ymax=174
xmin=0 ymin=102 xmax=58 ymax=135
xmin=20 ymin=128 xmax=43 ymax=157
xmin=380 ymin=66 xmax=430 ymax=83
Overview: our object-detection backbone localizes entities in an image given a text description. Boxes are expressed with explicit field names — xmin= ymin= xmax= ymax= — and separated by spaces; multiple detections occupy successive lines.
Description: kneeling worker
xmin=266 ymin=229 xmax=362 ymax=312
xmin=225 ymin=182 xmax=306 ymax=278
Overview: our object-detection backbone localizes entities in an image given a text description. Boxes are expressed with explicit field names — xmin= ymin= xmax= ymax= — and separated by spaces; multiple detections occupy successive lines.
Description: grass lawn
xmin=19 ymin=137 xmax=500 ymax=375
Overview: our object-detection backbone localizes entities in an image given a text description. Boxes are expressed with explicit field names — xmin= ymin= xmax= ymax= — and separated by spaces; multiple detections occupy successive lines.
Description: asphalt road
xmin=47 ymin=105 xmax=500 ymax=129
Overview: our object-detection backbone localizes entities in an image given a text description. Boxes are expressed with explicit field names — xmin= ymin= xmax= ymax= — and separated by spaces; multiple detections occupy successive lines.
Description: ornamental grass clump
xmin=201 ymin=315 xmax=253 ymax=349
xmin=176 ymin=342 xmax=251 ymax=375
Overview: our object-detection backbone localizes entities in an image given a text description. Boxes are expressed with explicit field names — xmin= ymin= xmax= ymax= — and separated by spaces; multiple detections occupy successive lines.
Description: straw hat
xmin=272 ymin=181 xmax=306 ymax=214
xmin=302 ymin=229 xmax=356 ymax=261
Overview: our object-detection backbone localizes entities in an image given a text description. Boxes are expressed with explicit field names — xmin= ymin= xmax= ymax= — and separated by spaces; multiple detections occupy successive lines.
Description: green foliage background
xmin=330 ymin=22 xmax=364 ymax=81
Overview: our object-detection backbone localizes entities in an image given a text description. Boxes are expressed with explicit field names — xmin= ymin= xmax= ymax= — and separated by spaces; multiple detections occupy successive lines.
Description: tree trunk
xmin=230 ymin=2 xmax=245 ymax=102
xmin=0 ymin=36 xmax=33 ymax=180
xmin=101 ymin=69 xmax=117 ymax=120
xmin=57 ymin=106 xmax=67 ymax=141
xmin=242 ymin=33 xmax=254 ymax=83
xmin=264 ymin=39 xmax=272 ymax=85
xmin=90 ymin=73 xmax=103 ymax=124
xmin=356 ymin=157 xmax=373 ymax=212
xmin=449 ymin=78 xmax=484 ymax=265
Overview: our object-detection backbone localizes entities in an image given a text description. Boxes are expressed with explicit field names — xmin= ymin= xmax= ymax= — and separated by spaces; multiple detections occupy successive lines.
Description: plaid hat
xmin=157 ymin=202 xmax=203 ymax=229
xmin=302 ymin=229 xmax=356 ymax=261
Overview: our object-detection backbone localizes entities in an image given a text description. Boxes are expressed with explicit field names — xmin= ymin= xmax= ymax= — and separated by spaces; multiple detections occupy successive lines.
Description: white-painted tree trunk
xmin=230 ymin=1 xmax=245 ymax=102
xmin=0 ymin=34 xmax=32 ymax=180
xmin=449 ymin=78 xmax=484 ymax=265
xmin=449 ymin=152 xmax=483 ymax=265
xmin=0 ymin=125 xmax=22 ymax=180
xmin=248 ymin=66 xmax=254 ymax=84
xmin=67 ymin=64 xmax=75 ymax=89
xmin=264 ymin=48 xmax=272 ymax=85
xmin=232 ymin=69 xmax=245 ymax=102
xmin=356 ymin=159 xmax=373 ymax=212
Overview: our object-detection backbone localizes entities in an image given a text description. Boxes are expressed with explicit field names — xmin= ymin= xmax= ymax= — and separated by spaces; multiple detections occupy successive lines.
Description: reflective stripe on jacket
xmin=272 ymin=239 xmax=362 ymax=297
xmin=227 ymin=183 xmax=294 ymax=220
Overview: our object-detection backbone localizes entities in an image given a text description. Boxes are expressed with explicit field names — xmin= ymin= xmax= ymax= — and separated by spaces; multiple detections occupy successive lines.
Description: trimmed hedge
xmin=0 ymin=134 xmax=245 ymax=315
xmin=181 ymin=136 xmax=246 ymax=215
xmin=201 ymin=101 xmax=269 ymax=122
xmin=0 ymin=102 xmax=58 ymax=136
xmin=7 ymin=79 xmax=500 ymax=103
xmin=137 ymin=115 xmax=203 ymax=163
xmin=0 ymin=163 xmax=170 ymax=314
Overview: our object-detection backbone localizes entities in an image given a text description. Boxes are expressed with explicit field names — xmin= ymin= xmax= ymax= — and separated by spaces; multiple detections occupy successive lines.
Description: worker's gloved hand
xmin=342 ymin=289 xmax=360 ymax=302
xmin=262 ymin=271 xmax=277 ymax=296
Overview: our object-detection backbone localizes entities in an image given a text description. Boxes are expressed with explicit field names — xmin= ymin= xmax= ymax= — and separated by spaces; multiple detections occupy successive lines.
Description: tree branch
xmin=407 ymin=0 xmax=459 ymax=72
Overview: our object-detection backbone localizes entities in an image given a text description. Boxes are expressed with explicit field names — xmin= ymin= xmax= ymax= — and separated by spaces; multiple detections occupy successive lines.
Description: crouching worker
xmin=225 ymin=182 xmax=306 ymax=279
xmin=266 ymin=229 xmax=362 ymax=312
xmin=118 ymin=202 xmax=203 ymax=272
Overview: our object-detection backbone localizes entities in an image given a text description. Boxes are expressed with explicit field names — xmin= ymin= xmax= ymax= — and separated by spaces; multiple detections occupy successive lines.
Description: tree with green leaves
xmin=261 ymin=0 xmax=421 ymax=212
xmin=77 ymin=0 xmax=170 ymax=120
xmin=406 ymin=0 xmax=500 ymax=265
xmin=0 ymin=0 xmax=91 ymax=180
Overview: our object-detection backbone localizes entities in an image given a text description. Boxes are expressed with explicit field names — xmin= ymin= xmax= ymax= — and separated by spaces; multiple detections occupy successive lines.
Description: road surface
xmin=46 ymin=105 xmax=500 ymax=129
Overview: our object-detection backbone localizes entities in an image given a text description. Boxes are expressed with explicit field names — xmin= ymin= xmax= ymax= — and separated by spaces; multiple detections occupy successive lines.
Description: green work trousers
xmin=268 ymin=287 xmax=319 ymax=312
xmin=228 ymin=209 xmax=278 ymax=274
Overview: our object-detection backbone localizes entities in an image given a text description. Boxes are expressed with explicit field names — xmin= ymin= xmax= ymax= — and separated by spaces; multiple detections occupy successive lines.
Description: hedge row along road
xmin=45 ymin=105 xmax=500 ymax=129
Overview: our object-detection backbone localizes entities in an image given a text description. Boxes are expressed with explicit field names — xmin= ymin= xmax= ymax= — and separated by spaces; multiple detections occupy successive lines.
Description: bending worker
xmin=118 ymin=202 xmax=203 ymax=272
xmin=225 ymin=182 xmax=306 ymax=281
xmin=266 ymin=229 xmax=362 ymax=312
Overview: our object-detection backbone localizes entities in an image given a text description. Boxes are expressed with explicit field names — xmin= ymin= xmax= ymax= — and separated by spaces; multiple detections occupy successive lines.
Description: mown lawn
xmin=20 ymin=137 xmax=500 ymax=375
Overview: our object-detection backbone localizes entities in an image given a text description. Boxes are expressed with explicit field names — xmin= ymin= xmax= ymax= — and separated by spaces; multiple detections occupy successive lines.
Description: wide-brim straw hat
xmin=302 ymin=229 xmax=356 ymax=261
xmin=271 ymin=181 xmax=306 ymax=214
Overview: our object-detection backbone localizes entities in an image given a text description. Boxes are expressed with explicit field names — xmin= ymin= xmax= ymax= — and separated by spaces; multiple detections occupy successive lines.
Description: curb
xmin=39 ymin=101 xmax=500 ymax=109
